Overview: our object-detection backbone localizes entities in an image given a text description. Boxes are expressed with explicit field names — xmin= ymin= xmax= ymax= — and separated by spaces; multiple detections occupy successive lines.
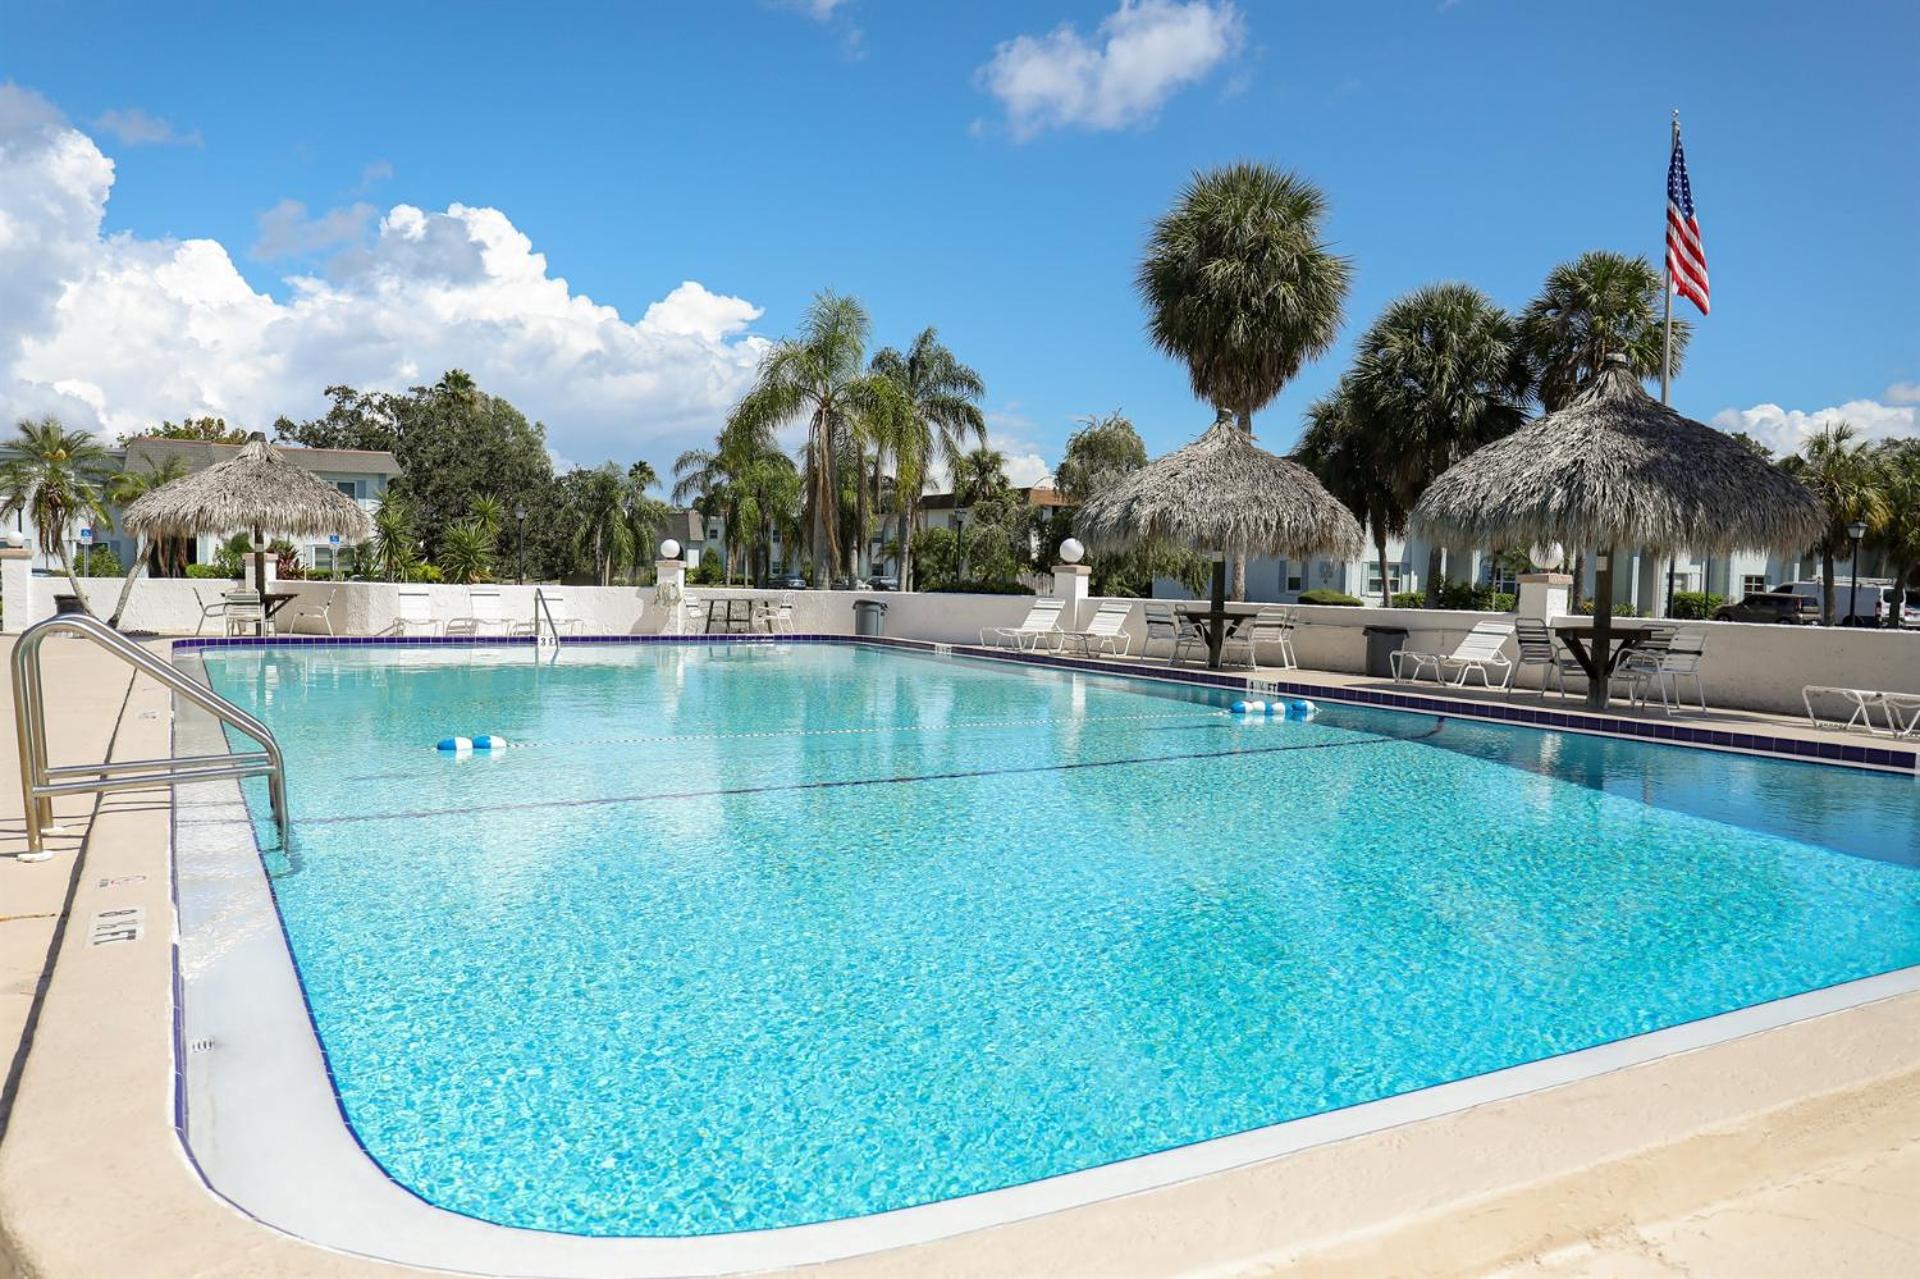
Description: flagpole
xmin=1660 ymin=110 xmax=1679 ymax=618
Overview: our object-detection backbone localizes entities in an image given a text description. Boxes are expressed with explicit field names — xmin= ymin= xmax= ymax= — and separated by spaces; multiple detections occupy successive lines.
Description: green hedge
xmin=1297 ymin=588 xmax=1362 ymax=606
xmin=1668 ymin=590 xmax=1725 ymax=620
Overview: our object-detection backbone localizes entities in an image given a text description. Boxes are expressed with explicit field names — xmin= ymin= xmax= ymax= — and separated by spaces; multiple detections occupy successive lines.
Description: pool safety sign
xmin=88 ymin=907 xmax=144 ymax=946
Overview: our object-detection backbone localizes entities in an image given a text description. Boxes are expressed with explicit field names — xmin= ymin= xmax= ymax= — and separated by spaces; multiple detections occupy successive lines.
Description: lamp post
xmin=1846 ymin=518 xmax=1867 ymax=627
xmin=515 ymin=503 xmax=527 ymax=586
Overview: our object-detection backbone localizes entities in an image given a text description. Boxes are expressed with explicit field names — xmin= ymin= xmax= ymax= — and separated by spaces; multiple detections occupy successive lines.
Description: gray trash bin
xmin=1362 ymin=625 xmax=1408 ymax=679
xmin=853 ymin=598 xmax=888 ymax=637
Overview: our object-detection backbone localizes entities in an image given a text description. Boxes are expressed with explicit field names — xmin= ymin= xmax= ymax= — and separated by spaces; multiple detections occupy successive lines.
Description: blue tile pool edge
xmin=161 ymin=633 xmax=1920 ymax=1267
xmin=170 ymin=633 xmax=1920 ymax=779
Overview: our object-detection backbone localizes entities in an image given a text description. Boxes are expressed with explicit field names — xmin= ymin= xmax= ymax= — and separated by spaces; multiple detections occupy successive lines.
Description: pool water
xmin=198 ymin=642 xmax=1920 ymax=1238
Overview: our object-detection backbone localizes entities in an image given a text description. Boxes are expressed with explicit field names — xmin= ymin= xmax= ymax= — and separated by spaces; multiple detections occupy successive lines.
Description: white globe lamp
xmin=1059 ymin=537 xmax=1086 ymax=565
xmin=1529 ymin=542 xmax=1565 ymax=571
xmin=659 ymin=538 xmax=682 ymax=561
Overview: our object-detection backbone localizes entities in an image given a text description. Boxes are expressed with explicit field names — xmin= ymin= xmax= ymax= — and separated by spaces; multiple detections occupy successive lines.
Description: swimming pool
xmin=185 ymin=641 xmax=1920 ymax=1242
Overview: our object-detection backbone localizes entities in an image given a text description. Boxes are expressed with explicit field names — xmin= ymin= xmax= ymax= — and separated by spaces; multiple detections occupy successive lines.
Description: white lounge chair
xmin=1219 ymin=606 xmax=1297 ymax=670
xmin=392 ymin=587 xmax=436 ymax=636
xmin=1061 ymin=599 xmax=1133 ymax=657
xmin=1140 ymin=601 xmax=1207 ymax=665
xmin=222 ymin=589 xmax=269 ymax=637
xmin=283 ymin=587 xmax=337 ymax=636
xmin=1391 ymin=620 xmax=1515 ymax=689
xmin=447 ymin=587 xmax=506 ymax=636
xmin=980 ymin=597 xmax=1065 ymax=651
xmin=1803 ymin=686 xmax=1920 ymax=738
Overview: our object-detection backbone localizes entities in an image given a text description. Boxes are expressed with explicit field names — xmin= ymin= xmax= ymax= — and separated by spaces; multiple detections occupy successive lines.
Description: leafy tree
xmin=1345 ymin=283 xmax=1529 ymax=605
xmin=136 ymin=416 xmax=249 ymax=444
xmin=1137 ymin=162 xmax=1351 ymax=598
xmin=0 ymin=416 xmax=115 ymax=611
xmin=1872 ymin=441 xmax=1920 ymax=624
xmin=101 ymin=453 xmax=191 ymax=626
xmin=1780 ymin=420 xmax=1888 ymax=623
xmin=1295 ymin=382 xmax=1405 ymax=608
xmin=869 ymin=328 xmax=987 ymax=590
xmin=1519 ymin=251 xmax=1687 ymax=411
xmin=1053 ymin=412 xmax=1206 ymax=597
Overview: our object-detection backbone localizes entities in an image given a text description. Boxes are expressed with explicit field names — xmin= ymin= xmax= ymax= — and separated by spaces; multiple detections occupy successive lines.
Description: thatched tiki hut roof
xmin=122 ymin=431 xmax=374 ymax=594
xmin=1076 ymin=416 xmax=1365 ymax=564
xmin=1411 ymin=354 xmax=1824 ymax=707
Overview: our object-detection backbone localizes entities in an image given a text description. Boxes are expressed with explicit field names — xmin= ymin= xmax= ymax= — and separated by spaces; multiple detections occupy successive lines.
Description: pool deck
xmin=1 ymin=635 xmax=1916 ymax=1278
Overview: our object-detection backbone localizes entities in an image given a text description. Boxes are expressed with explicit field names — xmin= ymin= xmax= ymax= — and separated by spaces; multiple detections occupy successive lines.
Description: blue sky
xmin=2 ymin=0 xmax=1915 ymax=484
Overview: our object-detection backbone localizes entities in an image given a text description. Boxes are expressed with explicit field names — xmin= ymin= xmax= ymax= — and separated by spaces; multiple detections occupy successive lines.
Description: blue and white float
xmin=473 ymin=734 xmax=509 ymax=751
xmin=436 ymin=736 xmax=474 ymax=753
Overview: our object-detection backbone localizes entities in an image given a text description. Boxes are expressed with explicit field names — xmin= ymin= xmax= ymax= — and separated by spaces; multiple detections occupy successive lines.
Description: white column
xmin=1 ymin=544 xmax=33 ymax=633
xmin=655 ymin=558 xmax=688 ymax=633
xmin=1515 ymin=572 xmax=1571 ymax=622
xmin=1052 ymin=563 xmax=1091 ymax=631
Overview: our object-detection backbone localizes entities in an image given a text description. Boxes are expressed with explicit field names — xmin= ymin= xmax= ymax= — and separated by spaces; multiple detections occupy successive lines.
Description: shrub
xmin=1668 ymin=590 xmax=1725 ymax=620
xmin=404 ymin=563 xmax=444 ymax=583
xmin=1297 ymin=588 xmax=1362 ymax=606
xmin=688 ymin=557 xmax=724 ymax=585
xmin=185 ymin=563 xmax=230 ymax=579
xmin=78 ymin=546 xmax=124 ymax=577
xmin=924 ymin=581 xmax=1031 ymax=595
xmin=1389 ymin=591 xmax=1424 ymax=609
xmin=1576 ymin=599 xmax=1642 ymax=618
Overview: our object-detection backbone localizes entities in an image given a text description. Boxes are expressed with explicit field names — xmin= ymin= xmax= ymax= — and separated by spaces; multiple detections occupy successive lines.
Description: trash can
xmin=53 ymin=594 xmax=86 ymax=616
xmin=1362 ymin=625 xmax=1407 ymax=679
xmin=853 ymin=598 xmax=888 ymax=637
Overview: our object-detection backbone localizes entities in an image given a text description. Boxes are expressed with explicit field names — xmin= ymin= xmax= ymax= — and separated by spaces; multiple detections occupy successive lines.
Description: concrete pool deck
xmin=0 ymin=636 xmax=1916 ymax=1278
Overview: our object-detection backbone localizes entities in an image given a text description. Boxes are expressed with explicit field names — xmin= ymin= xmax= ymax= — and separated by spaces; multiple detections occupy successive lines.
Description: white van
xmin=1774 ymin=579 xmax=1894 ymax=625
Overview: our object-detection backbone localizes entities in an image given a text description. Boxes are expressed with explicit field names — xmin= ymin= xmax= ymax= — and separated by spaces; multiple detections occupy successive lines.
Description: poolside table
xmin=703 ymin=596 xmax=782 ymax=634
xmin=1175 ymin=601 xmax=1264 ymax=670
xmin=1550 ymin=623 xmax=1665 ymax=682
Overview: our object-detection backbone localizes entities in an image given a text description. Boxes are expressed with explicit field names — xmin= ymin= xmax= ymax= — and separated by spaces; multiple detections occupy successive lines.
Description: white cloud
xmin=91 ymin=107 xmax=200 ymax=147
xmin=1710 ymin=398 xmax=1918 ymax=458
xmin=0 ymin=85 xmax=770 ymax=468
xmin=976 ymin=0 xmax=1245 ymax=140
xmin=354 ymin=159 xmax=394 ymax=193
xmin=1884 ymin=381 xmax=1920 ymax=405
xmin=921 ymin=405 xmax=1053 ymax=493
xmin=252 ymin=198 xmax=377 ymax=259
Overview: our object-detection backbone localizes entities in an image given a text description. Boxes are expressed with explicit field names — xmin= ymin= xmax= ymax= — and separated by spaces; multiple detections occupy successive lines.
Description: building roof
xmin=919 ymin=483 xmax=1072 ymax=512
xmin=122 ymin=436 xmax=403 ymax=477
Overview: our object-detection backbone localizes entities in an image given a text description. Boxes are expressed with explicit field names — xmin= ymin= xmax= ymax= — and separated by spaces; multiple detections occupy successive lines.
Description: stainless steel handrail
xmin=531 ymin=588 xmax=561 ymax=646
xmin=11 ymin=613 xmax=289 ymax=854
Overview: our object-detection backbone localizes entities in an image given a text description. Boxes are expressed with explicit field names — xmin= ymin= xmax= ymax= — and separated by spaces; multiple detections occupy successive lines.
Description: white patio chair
xmin=980 ymin=597 xmax=1066 ymax=651
xmin=1140 ymin=601 xmax=1207 ymax=665
xmin=222 ymin=589 xmax=268 ymax=638
xmin=194 ymin=584 xmax=231 ymax=636
xmin=1061 ymin=599 xmax=1133 ymax=657
xmin=392 ymin=587 xmax=437 ymax=636
xmin=1512 ymin=617 xmax=1585 ymax=699
xmin=1219 ymin=606 xmax=1295 ymax=670
xmin=446 ymin=587 xmax=506 ymax=636
xmin=283 ymin=588 xmax=337 ymax=636
xmin=1624 ymin=628 xmax=1707 ymax=714
xmin=762 ymin=591 xmax=796 ymax=635
xmin=1390 ymin=620 xmax=1515 ymax=689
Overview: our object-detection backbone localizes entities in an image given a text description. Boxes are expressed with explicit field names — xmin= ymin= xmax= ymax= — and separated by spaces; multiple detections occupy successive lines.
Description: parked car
xmin=865 ymin=575 xmax=899 ymax=591
xmin=1712 ymin=591 xmax=1817 ymax=624
xmin=767 ymin=573 xmax=807 ymax=590
xmin=1773 ymin=579 xmax=1891 ymax=625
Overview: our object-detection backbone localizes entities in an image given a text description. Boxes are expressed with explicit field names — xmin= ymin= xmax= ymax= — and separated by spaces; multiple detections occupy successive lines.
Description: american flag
xmin=1666 ymin=131 xmax=1709 ymax=315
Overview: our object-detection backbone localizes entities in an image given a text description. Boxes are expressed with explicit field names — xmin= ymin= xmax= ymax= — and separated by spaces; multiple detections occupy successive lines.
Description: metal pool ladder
xmin=11 ymin=613 xmax=289 ymax=855
xmin=530 ymin=588 xmax=562 ymax=647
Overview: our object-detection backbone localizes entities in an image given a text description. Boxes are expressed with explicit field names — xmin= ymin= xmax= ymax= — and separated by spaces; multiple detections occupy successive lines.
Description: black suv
xmin=1712 ymin=592 xmax=1817 ymax=624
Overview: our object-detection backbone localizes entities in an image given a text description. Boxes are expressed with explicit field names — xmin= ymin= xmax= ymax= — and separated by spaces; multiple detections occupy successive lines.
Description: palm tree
xmin=1137 ymin=163 xmax=1351 ymax=597
xmin=438 ymin=519 xmax=496 ymax=584
xmin=1519 ymin=251 xmax=1687 ymax=411
xmin=571 ymin=465 xmax=634 ymax=586
xmin=952 ymin=446 xmax=1009 ymax=506
xmin=1295 ymin=380 xmax=1406 ymax=608
xmin=0 ymin=416 xmax=116 ymax=613
xmin=1781 ymin=421 xmax=1888 ymax=623
xmin=1346 ymin=283 xmax=1529 ymax=605
xmin=100 ymin=454 xmax=191 ymax=626
xmin=725 ymin=291 xmax=896 ymax=585
xmin=869 ymin=328 xmax=987 ymax=590
xmin=368 ymin=491 xmax=420 ymax=582
xmin=1873 ymin=442 xmax=1920 ymax=626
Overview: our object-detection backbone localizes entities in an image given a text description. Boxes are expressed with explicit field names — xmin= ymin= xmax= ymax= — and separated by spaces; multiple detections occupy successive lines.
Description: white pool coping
xmin=168 ymin=645 xmax=1920 ymax=1278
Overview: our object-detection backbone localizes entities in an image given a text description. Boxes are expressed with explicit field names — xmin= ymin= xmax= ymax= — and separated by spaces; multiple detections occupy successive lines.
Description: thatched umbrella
xmin=1411 ymin=354 xmax=1824 ymax=708
xmin=1078 ymin=412 xmax=1365 ymax=666
xmin=121 ymin=432 xmax=374 ymax=596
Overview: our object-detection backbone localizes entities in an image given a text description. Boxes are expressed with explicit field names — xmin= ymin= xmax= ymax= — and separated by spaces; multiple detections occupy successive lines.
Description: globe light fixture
xmin=660 ymin=538 xmax=682 ymax=560
xmin=1059 ymin=537 xmax=1086 ymax=565
xmin=1529 ymin=542 xmax=1566 ymax=571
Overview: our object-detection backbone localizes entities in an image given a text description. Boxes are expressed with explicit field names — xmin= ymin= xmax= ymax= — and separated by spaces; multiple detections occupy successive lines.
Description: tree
xmin=437 ymin=519 xmax=496 ymax=584
xmin=1295 ymin=381 xmax=1405 ymax=608
xmin=566 ymin=465 xmax=634 ymax=587
xmin=102 ymin=453 xmax=191 ymax=626
xmin=1519 ymin=251 xmax=1688 ymax=412
xmin=1345 ymin=283 xmax=1529 ymax=605
xmin=135 ymin=416 xmax=249 ymax=444
xmin=1781 ymin=421 xmax=1888 ymax=623
xmin=1137 ymin=163 xmax=1351 ymax=598
xmin=1054 ymin=412 xmax=1208 ymax=597
xmin=869 ymin=328 xmax=987 ymax=590
xmin=1872 ymin=441 xmax=1920 ymax=625
xmin=0 ymin=416 xmax=115 ymax=612
xmin=367 ymin=492 xmax=420 ymax=582
xmin=724 ymin=292 xmax=898 ymax=585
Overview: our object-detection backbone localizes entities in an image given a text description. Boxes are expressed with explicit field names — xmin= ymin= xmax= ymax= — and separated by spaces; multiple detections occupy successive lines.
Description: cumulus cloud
xmin=1884 ymin=380 xmax=1920 ymax=405
xmin=1710 ymin=398 xmax=1918 ymax=458
xmin=976 ymin=0 xmax=1245 ymax=140
xmin=91 ymin=107 xmax=200 ymax=146
xmin=252 ymin=198 xmax=377 ymax=259
xmin=0 ymin=85 xmax=769 ymax=467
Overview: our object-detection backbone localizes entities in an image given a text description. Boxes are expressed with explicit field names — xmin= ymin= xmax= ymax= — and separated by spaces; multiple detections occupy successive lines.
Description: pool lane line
xmin=201 ymin=718 xmax=1449 ymax=830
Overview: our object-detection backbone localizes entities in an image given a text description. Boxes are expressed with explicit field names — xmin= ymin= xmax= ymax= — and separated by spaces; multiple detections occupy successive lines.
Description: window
xmin=1285 ymin=572 xmax=1303 ymax=592
xmin=1365 ymin=560 xmax=1406 ymax=597
xmin=1741 ymin=574 xmax=1768 ymax=598
xmin=333 ymin=479 xmax=365 ymax=500
xmin=1484 ymin=562 xmax=1518 ymax=595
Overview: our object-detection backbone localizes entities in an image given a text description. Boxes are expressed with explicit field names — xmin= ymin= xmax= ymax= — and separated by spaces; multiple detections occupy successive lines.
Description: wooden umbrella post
xmin=252 ymin=523 xmax=268 ymax=597
xmin=1588 ymin=549 xmax=1613 ymax=709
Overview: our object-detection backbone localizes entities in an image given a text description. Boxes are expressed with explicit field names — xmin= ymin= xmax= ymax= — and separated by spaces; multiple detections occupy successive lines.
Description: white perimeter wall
xmin=10 ymin=577 xmax=1916 ymax=719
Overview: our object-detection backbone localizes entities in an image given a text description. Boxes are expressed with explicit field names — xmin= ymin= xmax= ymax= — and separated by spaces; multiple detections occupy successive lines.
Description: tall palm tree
xmin=1873 ymin=442 xmax=1920 ymax=626
xmin=0 ymin=416 xmax=116 ymax=613
xmin=1347 ymin=283 xmax=1529 ymax=605
xmin=1295 ymin=380 xmax=1405 ymax=608
xmin=101 ymin=453 xmax=191 ymax=626
xmin=1519 ymin=251 xmax=1688 ymax=411
xmin=1137 ymin=163 xmax=1351 ymax=597
xmin=725 ymin=291 xmax=896 ymax=585
xmin=951 ymin=446 xmax=1009 ymax=506
xmin=571 ymin=464 xmax=635 ymax=586
xmin=869 ymin=328 xmax=987 ymax=590
xmin=1781 ymin=421 xmax=1888 ymax=623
